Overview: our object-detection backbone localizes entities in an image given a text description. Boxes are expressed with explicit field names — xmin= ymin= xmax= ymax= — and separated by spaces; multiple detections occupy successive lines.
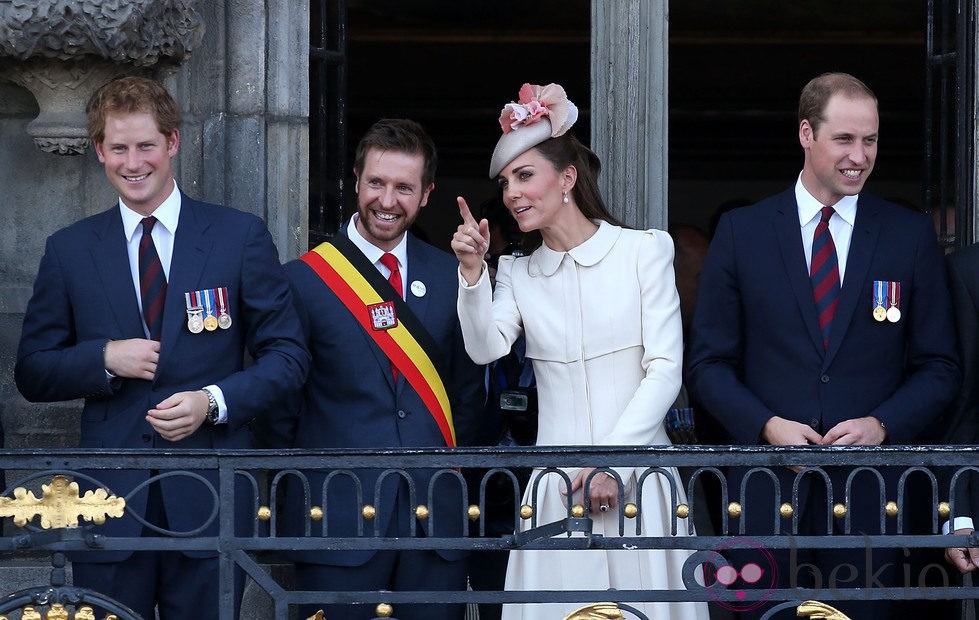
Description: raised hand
xmin=104 ymin=338 xmax=160 ymax=381
xmin=450 ymin=196 xmax=490 ymax=285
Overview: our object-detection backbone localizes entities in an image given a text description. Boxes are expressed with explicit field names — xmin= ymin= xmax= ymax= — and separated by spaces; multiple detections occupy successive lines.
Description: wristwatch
xmin=202 ymin=388 xmax=219 ymax=424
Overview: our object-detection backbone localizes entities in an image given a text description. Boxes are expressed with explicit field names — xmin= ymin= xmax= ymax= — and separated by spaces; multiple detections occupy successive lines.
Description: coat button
xmin=809 ymin=419 xmax=820 ymax=429
xmin=142 ymin=434 xmax=152 ymax=442
xmin=397 ymin=410 xmax=407 ymax=419
xmin=820 ymin=374 xmax=830 ymax=383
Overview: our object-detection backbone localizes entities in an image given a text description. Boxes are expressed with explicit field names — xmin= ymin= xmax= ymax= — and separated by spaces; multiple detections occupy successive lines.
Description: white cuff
xmin=942 ymin=516 xmax=974 ymax=535
xmin=204 ymin=384 xmax=229 ymax=424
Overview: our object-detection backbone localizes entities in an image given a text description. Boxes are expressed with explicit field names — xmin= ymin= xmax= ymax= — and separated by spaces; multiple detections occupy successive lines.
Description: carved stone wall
xmin=0 ymin=1 xmax=204 ymax=154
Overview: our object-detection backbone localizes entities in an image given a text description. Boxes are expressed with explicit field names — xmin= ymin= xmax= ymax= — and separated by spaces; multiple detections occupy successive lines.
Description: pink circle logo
xmin=703 ymin=537 xmax=779 ymax=612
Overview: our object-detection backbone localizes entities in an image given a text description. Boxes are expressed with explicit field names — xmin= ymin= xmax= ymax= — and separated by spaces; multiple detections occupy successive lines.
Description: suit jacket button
xmin=809 ymin=419 xmax=819 ymax=429
xmin=397 ymin=410 xmax=407 ymax=419
xmin=820 ymin=374 xmax=830 ymax=383
xmin=142 ymin=434 xmax=152 ymax=442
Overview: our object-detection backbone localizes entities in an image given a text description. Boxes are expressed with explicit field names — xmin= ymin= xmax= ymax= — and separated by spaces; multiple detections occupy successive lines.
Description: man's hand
xmin=820 ymin=416 xmax=886 ymax=446
xmin=945 ymin=528 xmax=979 ymax=573
xmin=762 ymin=416 xmax=823 ymax=446
xmin=104 ymin=338 xmax=160 ymax=380
xmin=564 ymin=467 xmax=620 ymax=514
xmin=450 ymin=196 xmax=490 ymax=286
xmin=147 ymin=390 xmax=208 ymax=442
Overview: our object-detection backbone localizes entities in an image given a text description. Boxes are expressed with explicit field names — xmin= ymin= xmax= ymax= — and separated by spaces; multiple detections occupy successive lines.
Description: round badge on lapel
xmin=410 ymin=280 xmax=427 ymax=298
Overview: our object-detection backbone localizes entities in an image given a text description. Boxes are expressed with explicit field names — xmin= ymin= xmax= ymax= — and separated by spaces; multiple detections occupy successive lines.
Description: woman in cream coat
xmin=452 ymin=83 xmax=707 ymax=620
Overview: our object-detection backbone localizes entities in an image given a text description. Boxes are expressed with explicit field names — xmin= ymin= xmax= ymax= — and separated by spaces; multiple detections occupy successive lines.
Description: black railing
xmin=2 ymin=446 xmax=979 ymax=619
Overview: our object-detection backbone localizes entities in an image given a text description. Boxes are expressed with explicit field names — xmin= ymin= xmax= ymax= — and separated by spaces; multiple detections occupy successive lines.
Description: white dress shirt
xmin=796 ymin=174 xmax=858 ymax=283
xmin=348 ymin=214 xmax=408 ymax=296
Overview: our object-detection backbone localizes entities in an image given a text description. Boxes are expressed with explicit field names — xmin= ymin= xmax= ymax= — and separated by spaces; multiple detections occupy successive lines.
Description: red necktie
xmin=379 ymin=252 xmax=402 ymax=380
xmin=810 ymin=206 xmax=840 ymax=350
xmin=139 ymin=216 xmax=167 ymax=341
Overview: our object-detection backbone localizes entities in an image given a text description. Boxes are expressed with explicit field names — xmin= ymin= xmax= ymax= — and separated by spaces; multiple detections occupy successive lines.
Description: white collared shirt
xmin=796 ymin=174 xmax=858 ymax=284
xmin=348 ymin=214 xmax=408 ymax=297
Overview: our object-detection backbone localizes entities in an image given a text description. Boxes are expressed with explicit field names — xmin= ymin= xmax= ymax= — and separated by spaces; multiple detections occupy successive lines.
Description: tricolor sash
xmin=300 ymin=236 xmax=456 ymax=447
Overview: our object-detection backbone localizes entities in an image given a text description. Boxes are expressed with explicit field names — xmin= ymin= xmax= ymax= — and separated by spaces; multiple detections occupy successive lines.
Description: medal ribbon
xmin=300 ymin=241 xmax=456 ymax=447
xmin=874 ymin=280 xmax=885 ymax=309
xmin=888 ymin=281 xmax=900 ymax=309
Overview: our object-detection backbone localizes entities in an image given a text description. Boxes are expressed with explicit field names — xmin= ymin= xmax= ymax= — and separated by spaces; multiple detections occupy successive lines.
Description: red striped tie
xmin=810 ymin=206 xmax=840 ymax=350
xmin=139 ymin=216 xmax=167 ymax=341
xmin=380 ymin=252 xmax=402 ymax=380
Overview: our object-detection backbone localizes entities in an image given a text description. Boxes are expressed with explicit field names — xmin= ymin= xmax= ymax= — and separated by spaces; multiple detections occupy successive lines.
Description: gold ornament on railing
xmin=0 ymin=475 xmax=124 ymax=529
xmin=564 ymin=602 xmax=625 ymax=619
xmin=797 ymin=599 xmax=853 ymax=619
xmin=0 ymin=606 xmax=117 ymax=620
xmin=885 ymin=501 xmax=899 ymax=517
xmin=375 ymin=603 xmax=393 ymax=617
xmin=305 ymin=611 xmax=325 ymax=620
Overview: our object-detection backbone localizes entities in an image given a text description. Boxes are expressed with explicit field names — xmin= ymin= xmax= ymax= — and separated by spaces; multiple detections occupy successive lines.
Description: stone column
xmin=590 ymin=0 xmax=669 ymax=230
xmin=173 ymin=0 xmax=309 ymax=261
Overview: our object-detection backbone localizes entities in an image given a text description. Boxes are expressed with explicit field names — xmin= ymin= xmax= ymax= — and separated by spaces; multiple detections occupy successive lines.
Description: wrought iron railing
xmin=1 ymin=446 xmax=978 ymax=619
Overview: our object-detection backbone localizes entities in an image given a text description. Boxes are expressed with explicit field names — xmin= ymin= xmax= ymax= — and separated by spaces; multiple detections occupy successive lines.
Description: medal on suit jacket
xmin=216 ymin=286 xmax=233 ymax=330
xmin=872 ymin=280 xmax=887 ymax=322
xmin=185 ymin=291 xmax=205 ymax=334
xmin=886 ymin=281 xmax=902 ymax=323
xmin=203 ymin=289 xmax=219 ymax=331
xmin=299 ymin=235 xmax=457 ymax=447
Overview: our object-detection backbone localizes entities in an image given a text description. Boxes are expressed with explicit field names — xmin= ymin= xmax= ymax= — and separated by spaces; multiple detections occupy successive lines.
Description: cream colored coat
xmin=458 ymin=221 xmax=708 ymax=620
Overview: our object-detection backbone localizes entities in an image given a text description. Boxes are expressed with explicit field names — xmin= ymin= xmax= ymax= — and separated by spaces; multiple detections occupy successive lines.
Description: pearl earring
xmin=562 ymin=191 xmax=569 ymax=204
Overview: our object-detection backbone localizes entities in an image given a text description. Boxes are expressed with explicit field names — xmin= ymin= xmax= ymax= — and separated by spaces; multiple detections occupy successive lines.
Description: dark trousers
xmin=72 ymin=482 xmax=243 ymax=620
xmin=295 ymin=551 xmax=468 ymax=620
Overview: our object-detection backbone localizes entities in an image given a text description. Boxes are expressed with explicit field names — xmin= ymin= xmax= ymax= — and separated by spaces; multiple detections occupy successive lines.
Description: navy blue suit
xmin=279 ymin=224 xmax=484 ymax=619
xmin=687 ymin=189 xmax=959 ymax=617
xmin=15 ymin=193 xmax=309 ymax=615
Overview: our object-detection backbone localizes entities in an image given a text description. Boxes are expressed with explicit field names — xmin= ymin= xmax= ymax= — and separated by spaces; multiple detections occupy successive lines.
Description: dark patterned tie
xmin=139 ymin=216 xmax=167 ymax=341
xmin=379 ymin=252 xmax=402 ymax=380
xmin=810 ymin=206 xmax=840 ymax=350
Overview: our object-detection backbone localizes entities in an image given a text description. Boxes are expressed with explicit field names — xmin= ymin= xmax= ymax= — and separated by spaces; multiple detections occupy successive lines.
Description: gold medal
xmin=204 ymin=315 xmax=219 ymax=331
xmin=872 ymin=306 xmax=887 ymax=322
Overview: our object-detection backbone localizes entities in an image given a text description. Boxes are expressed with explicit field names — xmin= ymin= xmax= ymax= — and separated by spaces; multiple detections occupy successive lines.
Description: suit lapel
xmin=92 ymin=208 xmax=145 ymax=337
xmin=158 ymin=196 xmax=212 ymax=369
xmin=773 ymin=191 xmax=824 ymax=353
xmin=404 ymin=236 xmax=431 ymax=326
xmin=823 ymin=196 xmax=880 ymax=367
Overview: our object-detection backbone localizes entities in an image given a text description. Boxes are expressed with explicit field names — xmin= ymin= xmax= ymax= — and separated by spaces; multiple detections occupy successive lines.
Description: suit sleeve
xmin=687 ymin=213 xmax=781 ymax=444
xmin=944 ymin=252 xmax=979 ymax=519
xmin=864 ymin=217 xmax=960 ymax=443
xmin=446 ymin=299 xmax=486 ymax=448
xmin=213 ymin=218 xmax=310 ymax=432
xmin=15 ymin=235 xmax=114 ymax=402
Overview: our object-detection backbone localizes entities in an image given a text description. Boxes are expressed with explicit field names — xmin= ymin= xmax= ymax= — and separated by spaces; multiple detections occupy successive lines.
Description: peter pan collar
xmin=529 ymin=220 xmax=621 ymax=277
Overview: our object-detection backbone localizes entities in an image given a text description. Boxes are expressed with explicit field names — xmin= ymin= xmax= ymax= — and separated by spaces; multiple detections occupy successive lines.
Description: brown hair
xmin=354 ymin=119 xmax=438 ymax=188
xmin=522 ymin=133 xmax=627 ymax=252
xmin=798 ymin=72 xmax=877 ymax=136
xmin=87 ymin=76 xmax=181 ymax=144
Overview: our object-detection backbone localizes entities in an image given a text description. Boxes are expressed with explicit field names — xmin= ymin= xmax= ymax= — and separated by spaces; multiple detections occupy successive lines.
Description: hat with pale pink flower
xmin=489 ymin=82 xmax=579 ymax=178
